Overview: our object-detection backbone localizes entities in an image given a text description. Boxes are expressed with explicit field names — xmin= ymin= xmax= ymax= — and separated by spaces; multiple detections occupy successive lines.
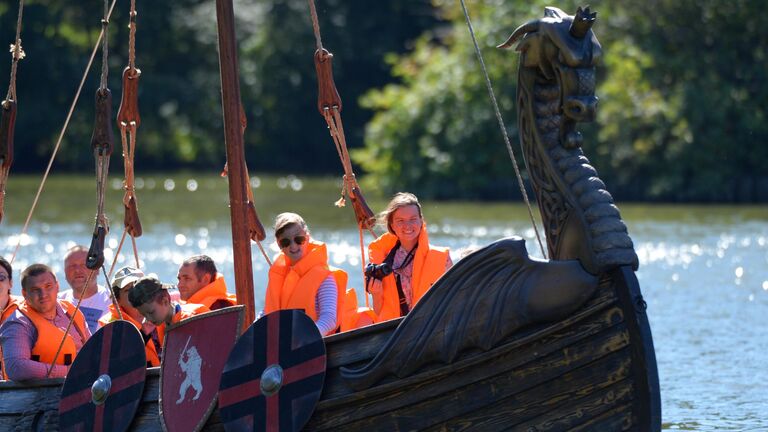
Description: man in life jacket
xmin=0 ymin=257 xmax=23 ymax=380
xmin=0 ymin=263 xmax=90 ymax=380
xmin=129 ymin=276 xmax=209 ymax=328
xmin=176 ymin=255 xmax=236 ymax=310
xmin=58 ymin=245 xmax=112 ymax=334
xmin=98 ymin=266 xmax=164 ymax=367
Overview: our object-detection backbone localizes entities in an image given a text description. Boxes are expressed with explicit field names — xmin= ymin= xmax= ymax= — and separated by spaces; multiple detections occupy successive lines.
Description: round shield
xmin=59 ymin=320 xmax=147 ymax=432
xmin=218 ymin=309 xmax=326 ymax=432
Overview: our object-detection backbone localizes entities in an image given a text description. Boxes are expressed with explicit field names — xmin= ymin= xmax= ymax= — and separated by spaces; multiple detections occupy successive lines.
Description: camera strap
xmin=388 ymin=241 xmax=418 ymax=317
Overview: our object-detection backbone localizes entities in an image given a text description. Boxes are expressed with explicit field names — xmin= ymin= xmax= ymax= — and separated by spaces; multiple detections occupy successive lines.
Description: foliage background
xmin=0 ymin=0 xmax=765 ymax=202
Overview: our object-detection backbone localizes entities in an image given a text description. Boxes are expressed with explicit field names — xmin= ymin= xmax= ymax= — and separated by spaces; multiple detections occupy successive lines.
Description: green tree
xmin=355 ymin=0 xmax=768 ymax=202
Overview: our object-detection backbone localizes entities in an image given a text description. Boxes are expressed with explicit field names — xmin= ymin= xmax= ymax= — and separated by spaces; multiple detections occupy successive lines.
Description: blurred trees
xmin=0 ymin=0 xmax=440 ymax=173
xmin=1 ymin=0 xmax=766 ymax=202
xmin=355 ymin=0 xmax=768 ymax=202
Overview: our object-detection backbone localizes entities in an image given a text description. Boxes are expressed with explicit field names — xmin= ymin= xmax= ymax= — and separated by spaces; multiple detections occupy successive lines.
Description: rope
xmin=102 ymin=264 xmax=123 ymax=321
xmin=46 ymin=269 xmax=97 ymax=377
xmin=307 ymin=0 xmax=323 ymax=51
xmin=4 ymin=0 xmax=25 ymax=103
xmin=255 ymin=241 xmax=272 ymax=267
xmin=0 ymin=166 xmax=8 ymax=217
xmin=9 ymin=0 xmax=118 ymax=265
xmin=94 ymin=153 xmax=111 ymax=231
xmin=128 ymin=0 xmax=137 ymax=72
xmin=108 ymin=229 xmax=128 ymax=277
xmin=358 ymin=225 xmax=370 ymax=308
xmin=458 ymin=0 xmax=547 ymax=258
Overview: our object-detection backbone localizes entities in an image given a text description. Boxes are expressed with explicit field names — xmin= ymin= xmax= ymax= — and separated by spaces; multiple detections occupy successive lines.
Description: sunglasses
xmin=278 ymin=235 xmax=307 ymax=249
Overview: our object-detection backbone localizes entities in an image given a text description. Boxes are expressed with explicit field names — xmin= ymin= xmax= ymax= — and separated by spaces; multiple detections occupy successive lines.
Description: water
xmin=1 ymin=174 xmax=767 ymax=430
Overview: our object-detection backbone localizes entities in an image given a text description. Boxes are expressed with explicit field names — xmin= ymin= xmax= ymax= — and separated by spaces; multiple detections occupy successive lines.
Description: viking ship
xmin=0 ymin=3 xmax=660 ymax=431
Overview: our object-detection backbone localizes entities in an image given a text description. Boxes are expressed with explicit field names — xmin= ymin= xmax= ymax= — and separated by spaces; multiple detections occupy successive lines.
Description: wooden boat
xmin=0 ymin=4 xmax=660 ymax=432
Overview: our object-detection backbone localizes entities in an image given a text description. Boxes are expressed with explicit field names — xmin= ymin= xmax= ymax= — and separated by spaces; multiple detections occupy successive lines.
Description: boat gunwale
xmin=316 ymin=279 xmax=618 ymax=410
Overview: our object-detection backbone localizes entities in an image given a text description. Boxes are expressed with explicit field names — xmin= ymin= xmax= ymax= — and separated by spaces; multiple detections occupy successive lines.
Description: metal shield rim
xmin=159 ymin=305 xmax=245 ymax=432
xmin=58 ymin=320 xmax=147 ymax=432
xmin=218 ymin=309 xmax=327 ymax=432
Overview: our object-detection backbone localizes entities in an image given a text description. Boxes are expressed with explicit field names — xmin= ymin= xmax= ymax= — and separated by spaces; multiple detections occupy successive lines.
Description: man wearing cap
xmin=58 ymin=245 xmax=112 ymax=333
xmin=0 ymin=264 xmax=91 ymax=380
xmin=98 ymin=266 xmax=164 ymax=367
xmin=177 ymin=255 xmax=236 ymax=310
xmin=129 ymin=276 xmax=209 ymax=328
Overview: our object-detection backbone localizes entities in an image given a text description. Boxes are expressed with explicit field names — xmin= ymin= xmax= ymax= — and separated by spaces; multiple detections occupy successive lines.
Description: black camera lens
xmin=365 ymin=262 xmax=393 ymax=280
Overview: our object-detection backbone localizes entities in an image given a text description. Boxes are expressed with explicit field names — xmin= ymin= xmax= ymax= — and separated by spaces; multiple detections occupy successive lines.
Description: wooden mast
xmin=214 ymin=0 xmax=255 ymax=325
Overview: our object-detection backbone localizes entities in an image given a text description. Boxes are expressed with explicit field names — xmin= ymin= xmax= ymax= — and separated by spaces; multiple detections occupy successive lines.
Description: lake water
xmin=1 ymin=174 xmax=766 ymax=430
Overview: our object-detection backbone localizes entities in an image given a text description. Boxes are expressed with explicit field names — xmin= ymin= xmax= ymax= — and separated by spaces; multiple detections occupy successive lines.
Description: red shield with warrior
xmin=160 ymin=306 xmax=244 ymax=432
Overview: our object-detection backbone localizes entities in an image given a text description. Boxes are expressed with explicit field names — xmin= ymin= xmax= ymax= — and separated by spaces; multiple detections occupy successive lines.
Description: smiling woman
xmin=263 ymin=212 xmax=345 ymax=336
xmin=365 ymin=192 xmax=452 ymax=322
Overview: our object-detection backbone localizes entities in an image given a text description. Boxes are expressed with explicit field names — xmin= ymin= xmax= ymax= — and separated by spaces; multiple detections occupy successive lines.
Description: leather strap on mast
xmin=308 ymin=0 xmax=375 ymax=233
xmin=0 ymin=0 xmax=25 ymax=224
xmin=308 ymin=1 xmax=376 ymax=307
xmin=219 ymin=103 xmax=272 ymax=267
xmin=116 ymin=0 xmax=142 ymax=267
xmin=87 ymin=0 xmax=114 ymax=271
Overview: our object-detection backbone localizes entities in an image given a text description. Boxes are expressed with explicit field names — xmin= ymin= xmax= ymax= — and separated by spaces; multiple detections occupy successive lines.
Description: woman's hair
xmin=273 ymin=212 xmax=309 ymax=238
xmin=378 ymin=192 xmax=423 ymax=234
xmin=0 ymin=256 xmax=12 ymax=281
xmin=0 ymin=256 xmax=12 ymax=296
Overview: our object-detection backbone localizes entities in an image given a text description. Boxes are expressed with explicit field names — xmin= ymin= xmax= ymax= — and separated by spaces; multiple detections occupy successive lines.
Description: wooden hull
xmin=0 ymin=265 xmax=659 ymax=431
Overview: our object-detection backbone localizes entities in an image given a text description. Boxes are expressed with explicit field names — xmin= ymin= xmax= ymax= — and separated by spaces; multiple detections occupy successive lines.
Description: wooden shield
xmin=160 ymin=305 xmax=244 ymax=432
xmin=218 ymin=309 xmax=326 ymax=432
xmin=58 ymin=320 xmax=147 ymax=432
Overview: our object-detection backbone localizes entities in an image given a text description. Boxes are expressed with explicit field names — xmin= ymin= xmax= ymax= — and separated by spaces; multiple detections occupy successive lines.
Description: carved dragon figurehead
xmin=499 ymin=7 xmax=638 ymax=274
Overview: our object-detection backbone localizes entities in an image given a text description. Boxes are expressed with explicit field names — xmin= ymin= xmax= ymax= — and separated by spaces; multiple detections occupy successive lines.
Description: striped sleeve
xmin=314 ymin=275 xmax=338 ymax=336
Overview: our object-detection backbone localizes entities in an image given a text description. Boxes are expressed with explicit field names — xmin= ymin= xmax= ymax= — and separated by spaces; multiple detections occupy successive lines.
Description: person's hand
xmin=368 ymin=278 xmax=383 ymax=296
xmin=369 ymin=279 xmax=384 ymax=314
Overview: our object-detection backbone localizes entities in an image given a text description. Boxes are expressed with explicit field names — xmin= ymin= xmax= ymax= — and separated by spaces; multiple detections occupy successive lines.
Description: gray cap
xmin=111 ymin=266 xmax=145 ymax=290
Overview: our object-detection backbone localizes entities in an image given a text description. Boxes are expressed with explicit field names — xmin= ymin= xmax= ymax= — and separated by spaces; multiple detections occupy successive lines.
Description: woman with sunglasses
xmin=263 ymin=212 xmax=343 ymax=336
xmin=366 ymin=192 xmax=452 ymax=322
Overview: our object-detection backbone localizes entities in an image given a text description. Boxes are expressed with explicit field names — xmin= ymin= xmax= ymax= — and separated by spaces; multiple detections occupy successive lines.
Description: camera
xmin=364 ymin=262 xmax=393 ymax=280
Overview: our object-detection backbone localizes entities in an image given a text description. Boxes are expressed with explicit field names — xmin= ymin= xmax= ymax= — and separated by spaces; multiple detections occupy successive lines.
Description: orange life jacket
xmin=368 ymin=226 xmax=450 ymax=322
xmin=17 ymin=300 xmax=89 ymax=366
xmin=98 ymin=304 xmax=162 ymax=367
xmin=1 ymin=296 xmax=22 ymax=379
xmin=186 ymin=274 xmax=237 ymax=310
xmin=170 ymin=302 xmax=209 ymax=326
xmin=265 ymin=240 xmax=345 ymax=328
xmin=339 ymin=288 xmax=376 ymax=332
xmin=1 ymin=295 xmax=21 ymax=323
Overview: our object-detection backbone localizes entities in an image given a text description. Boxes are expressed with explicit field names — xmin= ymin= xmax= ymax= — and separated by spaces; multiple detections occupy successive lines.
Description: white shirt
xmin=58 ymin=285 xmax=112 ymax=334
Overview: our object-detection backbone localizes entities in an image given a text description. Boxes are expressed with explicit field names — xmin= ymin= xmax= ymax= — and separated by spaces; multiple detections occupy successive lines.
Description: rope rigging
xmin=87 ymin=0 xmax=115 ymax=272
xmin=116 ymin=0 xmax=142 ymax=268
xmin=0 ymin=0 xmax=25 ymax=225
xmin=10 ymin=0 xmax=119 ymax=264
xmin=47 ymin=0 xmax=119 ymax=376
xmin=307 ymin=0 xmax=377 ymax=306
xmin=458 ymin=0 xmax=547 ymax=259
